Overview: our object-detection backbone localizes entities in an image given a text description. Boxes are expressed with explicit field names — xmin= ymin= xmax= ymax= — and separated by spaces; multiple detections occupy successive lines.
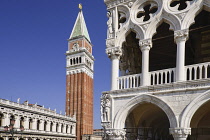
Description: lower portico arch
xmin=113 ymin=94 xmax=178 ymax=129
xmin=180 ymin=89 xmax=210 ymax=140
xmin=180 ymin=89 xmax=210 ymax=128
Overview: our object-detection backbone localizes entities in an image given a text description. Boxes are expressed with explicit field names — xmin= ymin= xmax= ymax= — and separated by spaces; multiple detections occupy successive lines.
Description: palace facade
xmin=0 ymin=99 xmax=76 ymax=140
xmin=101 ymin=0 xmax=210 ymax=139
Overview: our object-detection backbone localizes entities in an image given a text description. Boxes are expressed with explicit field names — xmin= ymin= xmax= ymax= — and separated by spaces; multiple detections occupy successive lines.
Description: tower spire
xmin=69 ymin=4 xmax=91 ymax=42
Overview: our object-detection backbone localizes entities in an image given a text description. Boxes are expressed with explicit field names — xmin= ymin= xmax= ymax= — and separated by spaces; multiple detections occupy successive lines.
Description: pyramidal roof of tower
xmin=69 ymin=10 xmax=91 ymax=43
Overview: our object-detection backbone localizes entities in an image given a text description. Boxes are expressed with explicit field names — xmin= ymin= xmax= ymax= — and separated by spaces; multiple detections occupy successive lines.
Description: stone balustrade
xmin=117 ymin=62 xmax=210 ymax=90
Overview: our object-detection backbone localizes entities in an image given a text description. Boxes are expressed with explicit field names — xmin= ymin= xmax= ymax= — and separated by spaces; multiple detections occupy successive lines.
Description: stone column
xmin=2 ymin=113 xmax=9 ymax=126
xmin=46 ymin=121 xmax=51 ymax=132
xmin=5 ymin=136 xmax=8 ymax=140
xmin=24 ymin=117 xmax=29 ymax=129
xmin=170 ymin=128 xmax=191 ymax=140
xmin=72 ymin=125 xmax=76 ymax=135
xmin=14 ymin=116 xmax=20 ymax=128
xmin=39 ymin=120 xmax=44 ymax=131
xmin=106 ymin=129 xmax=126 ymax=140
xmin=106 ymin=47 xmax=122 ymax=90
xmin=52 ymin=122 xmax=57 ymax=132
xmin=57 ymin=123 xmax=61 ymax=133
xmin=63 ymin=124 xmax=66 ymax=133
xmin=67 ymin=125 xmax=70 ymax=134
xmin=32 ymin=118 xmax=37 ymax=130
xmin=174 ymin=29 xmax=189 ymax=82
xmin=67 ymin=57 xmax=70 ymax=67
xmin=139 ymin=39 xmax=152 ymax=86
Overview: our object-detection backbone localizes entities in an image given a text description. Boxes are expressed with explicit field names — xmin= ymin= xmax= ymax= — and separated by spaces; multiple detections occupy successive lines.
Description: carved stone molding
xmin=106 ymin=129 xmax=126 ymax=139
xmin=67 ymin=68 xmax=93 ymax=79
xmin=106 ymin=38 xmax=115 ymax=48
xmin=106 ymin=46 xmax=122 ymax=59
xmin=101 ymin=122 xmax=112 ymax=129
xmin=169 ymin=128 xmax=191 ymax=138
xmin=139 ymin=38 xmax=152 ymax=51
xmin=174 ymin=29 xmax=189 ymax=42
xmin=105 ymin=0 xmax=133 ymax=9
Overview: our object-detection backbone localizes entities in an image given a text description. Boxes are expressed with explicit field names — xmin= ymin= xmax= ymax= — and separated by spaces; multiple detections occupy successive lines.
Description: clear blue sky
xmin=0 ymin=0 xmax=110 ymax=129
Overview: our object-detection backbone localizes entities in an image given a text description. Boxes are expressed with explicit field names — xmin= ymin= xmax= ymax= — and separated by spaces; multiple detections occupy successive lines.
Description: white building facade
xmin=101 ymin=0 xmax=210 ymax=139
xmin=0 ymin=99 xmax=76 ymax=140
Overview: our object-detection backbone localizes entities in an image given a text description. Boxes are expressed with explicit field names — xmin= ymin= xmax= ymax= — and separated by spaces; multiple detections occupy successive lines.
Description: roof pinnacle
xmin=79 ymin=3 xmax=82 ymax=10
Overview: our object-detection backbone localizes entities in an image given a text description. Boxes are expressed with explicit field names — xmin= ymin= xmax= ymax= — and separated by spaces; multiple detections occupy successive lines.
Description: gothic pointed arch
xmin=115 ymin=23 xmax=144 ymax=49
xmin=185 ymin=9 xmax=210 ymax=65
xmin=120 ymin=30 xmax=142 ymax=75
xmin=181 ymin=0 xmax=204 ymax=29
xmin=150 ymin=22 xmax=176 ymax=71
xmin=113 ymin=94 xmax=178 ymax=129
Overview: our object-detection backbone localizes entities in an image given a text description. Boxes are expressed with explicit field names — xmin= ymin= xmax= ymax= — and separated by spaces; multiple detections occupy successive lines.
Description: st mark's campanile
xmin=65 ymin=4 xmax=94 ymax=140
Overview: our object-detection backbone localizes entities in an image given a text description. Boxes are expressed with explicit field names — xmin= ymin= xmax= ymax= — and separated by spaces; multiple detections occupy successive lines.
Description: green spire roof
xmin=69 ymin=10 xmax=91 ymax=42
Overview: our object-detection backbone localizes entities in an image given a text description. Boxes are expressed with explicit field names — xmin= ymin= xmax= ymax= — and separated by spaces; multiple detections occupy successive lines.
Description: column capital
xmin=106 ymin=46 xmax=122 ymax=59
xmin=170 ymin=128 xmax=191 ymax=139
xmin=174 ymin=29 xmax=189 ymax=43
xmin=106 ymin=129 xmax=126 ymax=140
xmin=139 ymin=38 xmax=152 ymax=51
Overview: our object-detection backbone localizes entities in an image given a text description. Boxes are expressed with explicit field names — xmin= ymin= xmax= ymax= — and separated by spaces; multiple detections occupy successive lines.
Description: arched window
xmin=29 ymin=118 xmax=32 ymax=129
xmin=70 ymin=59 xmax=73 ymax=65
xmin=61 ymin=124 xmax=63 ymax=133
xmin=70 ymin=125 xmax=73 ymax=134
xmin=79 ymin=57 xmax=82 ymax=63
xmin=76 ymin=57 xmax=79 ymax=64
xmin=37 ymin=120 xmax=40 ymax=130
xmin=56 ymin=123 xmax=58 ymax=132
xmin=73 ymin=58 xmax=76 ymax=65
xmin=44 ymin=121 xmax=47 ymax=131
xmin=66 ymin=125 xmax=68 ymax=133
xmin=20 ymin=117 xmax=24 ymax=128
xmin=10 ymin=115 xmax=15 ymax=126
xmin=50 ymin=122 xmax=53 ymax=132
xmin=0 ymin=113 xmax=3 ymax=126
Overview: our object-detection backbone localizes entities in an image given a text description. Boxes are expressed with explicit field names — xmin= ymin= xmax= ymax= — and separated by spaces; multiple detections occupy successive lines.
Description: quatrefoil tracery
xmin=137 ymin=3 xmax=158 ymax=22
xmin=170 ymin=0 xmax=193 ymax=11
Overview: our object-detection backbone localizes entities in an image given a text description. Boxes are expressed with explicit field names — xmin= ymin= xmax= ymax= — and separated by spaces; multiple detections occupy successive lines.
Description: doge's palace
xmin=101 ymin=0 xmax=210 ymax=139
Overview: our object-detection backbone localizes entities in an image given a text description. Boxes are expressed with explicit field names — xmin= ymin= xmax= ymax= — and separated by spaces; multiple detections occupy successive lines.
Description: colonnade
xmin=0 ymin=113 xmax=75 ymax=135
xmin=109 ymin=29 xmax=189 ymax=90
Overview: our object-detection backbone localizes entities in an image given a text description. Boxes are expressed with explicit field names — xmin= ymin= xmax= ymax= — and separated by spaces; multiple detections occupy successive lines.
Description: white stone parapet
xmin=117 ymin=62 xmax=210 ymax=90
xmin=0 ymin=99 xmax=76 ymax=122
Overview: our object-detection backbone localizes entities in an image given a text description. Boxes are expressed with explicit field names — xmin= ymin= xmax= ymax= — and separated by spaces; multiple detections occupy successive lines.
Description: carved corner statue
xmin=107 ymin=11 xmax=113 ymax=38
xmin=101 ymin=94 xmax=111 ymax=122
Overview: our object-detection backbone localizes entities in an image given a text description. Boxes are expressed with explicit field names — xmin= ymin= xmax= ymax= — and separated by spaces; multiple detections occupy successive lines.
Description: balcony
xmin=117 ymin=62 xmax=210 ymax=90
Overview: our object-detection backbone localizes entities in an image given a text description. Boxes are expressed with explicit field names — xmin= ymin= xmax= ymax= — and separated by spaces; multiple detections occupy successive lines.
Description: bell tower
xmin=65 ymin=4 xmax=94 ymax=140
